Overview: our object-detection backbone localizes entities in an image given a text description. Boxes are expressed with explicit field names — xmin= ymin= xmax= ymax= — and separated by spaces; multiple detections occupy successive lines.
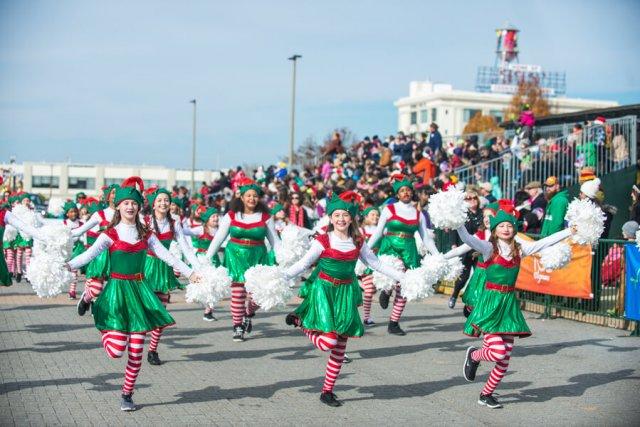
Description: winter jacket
xmin=540 ymin=190 xmax=569 ymax=236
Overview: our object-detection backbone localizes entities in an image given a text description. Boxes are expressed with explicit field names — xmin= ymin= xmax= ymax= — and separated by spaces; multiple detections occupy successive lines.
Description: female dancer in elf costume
xmin=457 ymin=209 xmax=575 ymax=409
xmin=67 ymin=177 xmax=199 ymax=411
xmin=62 ymin=201 xmax=87 ymax=299
xmin=283 ymin=193 xmax=405 ymax=407
xmin=3 ymin=197 xmax=18 ymax=280
xmin=70 ymin=184 xmax=119 ymax=315
xmin=14 ymin=193 xmax=36 ymax=283
xmin=359 ymin=206 xmax=380 ymax=326
xmin=182 ymin=206 xmax=221 ymax=321
xmin=366 ymin=175 xmax=440 ymax=335
xmin=205 ymin=178 xmax=280 ymax=342
xmin=143 ymin=188 xmax=200 ymax=365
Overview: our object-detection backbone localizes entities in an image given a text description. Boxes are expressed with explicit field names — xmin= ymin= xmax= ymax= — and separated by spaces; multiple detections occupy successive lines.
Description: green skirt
xmin=71 ymin=240 xmax=85 ymax=258
xmin=461 ymin=266 xmax=486 ymax=309
xmin=378 ymin=236 xmax=420 ymax=269
xmin=464 ymin=289 xmax=531 ymax=338
xmin=85 ymin=249 xmax=110 ymax=280
xmin=92 ymin=278 xmax=175 ymax=333
xmin=0 ymin=252 xmax=10 ymax=286
xmin=143 ymin=255 xmax=182 ymax=294
xmin=3 ymin=240 xmax=16 ymax=250
xmin=223 ymin=242 xmax=270 ymax=283
xmin=295 ymin=276 xmax=364 ymax=338
xmin=15 ymin=235 xmax=33 ymax=248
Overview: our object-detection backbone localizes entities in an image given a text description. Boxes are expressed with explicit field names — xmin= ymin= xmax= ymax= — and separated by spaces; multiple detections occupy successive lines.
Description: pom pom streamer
xmin=26 ymin=223 xmax=74 ymax=298
xmin=244 ymin=265 xmax=293 ymax=311
xmin=399 ymin=267 xmax=434 ymax=302
xmin=275 ymin=224 xmax=313 ymax=269
xmin=443 ymin=256 xmax=465 ymax=282
xmin=11 ymin=205 xmax=38 ymax=239
xmin=185 ymin=265 xmax=231 ymax=306
xmin=565 ymin=198 xmax=605 ymax=246
xmin=3 ymin=224 xmax=17 ymax=242
xmin=169 ymin=240 xmax=183 ymax=261
xmin=354 ymin=259 xmax=367 ymax=277
xmin=427 ymin=186 xmax=468 ymax=230
xmin=372 ymin=255 xmax=404 ymax=291
xmin=420 ymin=253 xmax=450 ymax=284
xmin=539 ymin=242 xmax=572 ymax=271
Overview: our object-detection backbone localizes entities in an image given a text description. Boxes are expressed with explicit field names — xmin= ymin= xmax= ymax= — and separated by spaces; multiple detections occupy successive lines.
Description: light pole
xmin=288 ymin=54 xmax=301 ymax=167
xmin=190 ymin=99 xmax=197 ymax=196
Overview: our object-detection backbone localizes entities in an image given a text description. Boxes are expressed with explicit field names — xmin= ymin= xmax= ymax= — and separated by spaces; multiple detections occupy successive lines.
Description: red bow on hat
xmin=338 ymin=190 xmax=363 ymax=205
xmin=238 ymin=177 xmax=256 ymax=187
xmin=498 ymin=199 xmax=520 ymax=219
xmin=144 ymin=185 xmax=158 ymax=195
xmin=121 ymin=176 xmax=145 ymax=194
xmin=390 ymin=173 xmax=406 ymax=182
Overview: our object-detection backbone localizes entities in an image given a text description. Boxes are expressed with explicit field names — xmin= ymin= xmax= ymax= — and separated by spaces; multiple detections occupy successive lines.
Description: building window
xmin=68 ymin=177 xmax=95 ymax=190
xmin=419 ymin=109 xmax=428 ymax=123
xmin=103 ymin=178 xmax=122 ymax=187
xmin=431 ymin=108 xmax=437 ymax=123
xmin=410 ymin=111 xmax=417 ymax=125
xmin=490 ymin=110 xmax=504 ymax=123
xmin=143 ymin=179 xmax=167 ymax=188
xmin=32 ymin=175 xmax=59 ymax=188
xmin=463 ymin=108 xmax=482 ymax=122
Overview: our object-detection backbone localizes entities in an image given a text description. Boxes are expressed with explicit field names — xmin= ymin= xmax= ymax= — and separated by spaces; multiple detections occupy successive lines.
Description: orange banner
xmin=515 ymin=234 xmax=593 ymax=299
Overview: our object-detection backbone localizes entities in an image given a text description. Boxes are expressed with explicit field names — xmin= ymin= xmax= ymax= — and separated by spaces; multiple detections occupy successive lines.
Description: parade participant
xmin=143 ymin=188 xmax=199 ymax=364
xmin=3 ymin=196 xmax=18 ymax=280
xmin=366 ymin=174 xmax=440 ymax=335
xmin=457 ymin=210 xmax=575 ymax=409
xmin=70 ymin=184 xmax=119 ymax=315
xmin=204 ymin=178 xmax=280 ymax=342
xmin=271 ymin=203 xmax=287 ymax=235
xmin=67 ymin=177 xmax=199 ymax=411
xmin=183 ymin=205 xmax=222 ymax=321
xmin=283 ymin=192 xmax=405 ymax=407
xmin=359 ymin=205 xmax=380 ymax=326
xmin=62 ymin=201 xmax=86 ymax=299
xmin=14 ymin=194 xmax=36 ymax=283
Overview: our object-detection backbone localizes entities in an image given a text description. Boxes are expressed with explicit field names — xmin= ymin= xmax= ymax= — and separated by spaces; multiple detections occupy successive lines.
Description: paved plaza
xmin=1 ymin=281 xmax=639 ymax=426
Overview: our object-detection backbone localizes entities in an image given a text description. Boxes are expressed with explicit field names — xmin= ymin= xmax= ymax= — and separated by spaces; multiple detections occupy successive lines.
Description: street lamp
xmin=190 ymin=99 xmax=197 ymax=196
xmin=288 ymin=54 xmax=302 ymax=167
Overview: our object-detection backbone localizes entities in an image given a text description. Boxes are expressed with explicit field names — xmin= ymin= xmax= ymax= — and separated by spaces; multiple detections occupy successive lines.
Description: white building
xmin=394 ymin=81 xmax=619 ymax=136
xmin=0 ymin=162 xmax=221 ymax=200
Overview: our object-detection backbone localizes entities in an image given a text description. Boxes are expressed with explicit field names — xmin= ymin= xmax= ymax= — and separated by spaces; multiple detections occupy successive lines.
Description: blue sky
xmin=1 ymin=0 xmax=639 ymax=169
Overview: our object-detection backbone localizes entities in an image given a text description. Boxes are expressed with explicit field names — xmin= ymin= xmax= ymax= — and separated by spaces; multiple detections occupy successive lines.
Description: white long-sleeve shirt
xmin=367 ymin=202 xmax=440 ymax=255
xmin=68 ymin=223 xmax=193 ymax=277
xmin=146 ymin=215 xmax=199 ymax=267
xmin=284 ymin=232 xmax=404 ymax=283
xmin=443 ymin=231 xmax=540 ymax=260
xmin=3 ymin=211 xmax=45 ymax=241
xmin=456 ymin=226 xmax=573 ymax=261
xmin=71 ymin=207 xmax=115 ymax=237
xmin=205 ymin=212 xmax=280 ymax=260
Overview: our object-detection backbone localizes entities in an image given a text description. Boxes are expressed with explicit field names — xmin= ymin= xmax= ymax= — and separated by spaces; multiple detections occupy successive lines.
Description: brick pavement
xmin=1 ymin=280 xmax=639 ymax=426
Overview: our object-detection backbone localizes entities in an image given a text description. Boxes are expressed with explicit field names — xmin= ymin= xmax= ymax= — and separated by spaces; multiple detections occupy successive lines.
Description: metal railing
xmin=454 ymin=115 xmax=637 ymax=199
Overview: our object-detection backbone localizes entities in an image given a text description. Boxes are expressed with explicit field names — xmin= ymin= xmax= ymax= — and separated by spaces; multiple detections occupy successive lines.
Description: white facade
xmin=394 ymin=81 xmax=619 ymax=136
xmin=1 ymin=162 xmax=221 ymax=200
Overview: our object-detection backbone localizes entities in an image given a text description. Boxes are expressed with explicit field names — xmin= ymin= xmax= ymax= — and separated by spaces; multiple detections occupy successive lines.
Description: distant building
xmin=394 ymin=80 xmax=618 ymax=136
xmin=0 ymin=162 xmax=220 ymax=199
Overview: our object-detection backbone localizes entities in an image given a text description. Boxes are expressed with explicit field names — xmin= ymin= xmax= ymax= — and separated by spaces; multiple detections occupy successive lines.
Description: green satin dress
xmin=193 ymin=231 xmax=221 ymax=267
xmin=295 ymin=233 xmax=364 ymax=338
xmin=91 ymin=228 xmax=175 ymax=333
xmin=377 ymin=204 xmax=420 ymax=269
xmin=223 ymin=212 xmax=272 ymax=283
xmin=461 ymin=256 xmax=487 ymax=310
xmin=464 ymin=252 xmax=531 ymax=338
xmin=0 ymin=210 xmax=11 ymax=286
xmin=65 ymin=220 xmax=86 ymax=259
xmin=143 ymin=230 xmax=182 ymax=294
xmin=84 ymin=210 xmax=111 ymax=280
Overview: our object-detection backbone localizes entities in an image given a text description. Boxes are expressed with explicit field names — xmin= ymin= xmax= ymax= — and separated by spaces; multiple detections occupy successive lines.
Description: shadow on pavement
xmin=0 ymin=372 xmax=150 ymax=394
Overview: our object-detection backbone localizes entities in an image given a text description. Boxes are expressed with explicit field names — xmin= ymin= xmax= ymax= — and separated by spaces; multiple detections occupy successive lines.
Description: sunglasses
xmin=464 ymin=196 xmax=477 ymax=201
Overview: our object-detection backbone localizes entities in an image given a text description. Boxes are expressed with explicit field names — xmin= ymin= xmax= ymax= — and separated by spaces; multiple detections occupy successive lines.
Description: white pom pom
xmin=47 ymin=198 xmax=65 ymax=217
xmin=565 ymin=198 xmax=606 ymax=246
xmin=444 ymin=257 xmax=465 ymax=282
xmin=3 ymin=224 xmax=17 ymax=242
xmin=11 ymin=205 xmax=37 ymax=239
xmin=185 ymin=265 xmax=231 ymax=306
xmin=275 ymin=224 xmax=313 ymax=269
xmin=420 ymin=253 xmax=450 ymax=284
xmin=372 ymin=255 xmax=404 ymax=291
xmin=427 ymin=186 xmax=469 ymax=230
xmin=169 ymin=240 xmax=182 ymax=261
xmin=539 ymin=242 xmax=572 ymax=271
xmin=25 ymin=224 xmax=75 ymax=298
xmin=244 ymin=265 xmax=293 ymax=311
xmin=354 ymin=259 xmax=367 ymax=277
xmin=636 ymin=230 xmax=640 ymax=250
xmin=400 ymin=267 xmax=435 ymax=301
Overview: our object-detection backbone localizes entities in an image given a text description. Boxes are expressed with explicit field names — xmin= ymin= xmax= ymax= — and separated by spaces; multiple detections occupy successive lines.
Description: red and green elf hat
xmin=196 ymin=206 xmax=218 ymax=223
xmin=63 ymin=200 xmax=77 ymax=214
xmin=489 ymin=209 xmax=517 ymax=231
xmin=327 ymin=190 xmax=362 ymax=217
xmin=390 ymin=174 xmax=414 ymax=194
xmin=114 ymin=177 xmax=144 ymax=206
xmin=102 ymin=184 xmax=120 ymax=202
xmin=146 ymin=187 xmax=172 ymax=207
xmin=238 ymin=178 xmax=263 ymax=196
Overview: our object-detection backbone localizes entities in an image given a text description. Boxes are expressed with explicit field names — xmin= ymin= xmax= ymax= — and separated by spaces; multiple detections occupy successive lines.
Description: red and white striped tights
xmin=359 ymin=274 xmax=375 ymax=320
xmin=149 ymin=292 xmax=170 ymax=352
xmin=303 ymin=329 xmax=348 ymax=393
xmin=15 ymin=247 xmax=32 ymax=274
xmin=230 ymin=283 xmax=259 ymax=326
xmin=471 ymin=334 xmax=515 ymax=396
xmin=389 ymin=285 xmax=407 ymax=322
xmin=4 ymin=249 xmax=15 ymax=274
xmin=82 ymin=279 xmax=104 ymax=303
xmin=100 ymin=331 xmax=146 ymax=395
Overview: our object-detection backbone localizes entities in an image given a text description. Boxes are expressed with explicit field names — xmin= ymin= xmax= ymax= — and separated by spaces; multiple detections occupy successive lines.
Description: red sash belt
xmin=111 ymin=272 xmax=145 ymax=281
xmin=146 ymin=250 xmax=158 ymax=258
xmin=485 ymin=282 xmax=516 ymax=293
xmin=230 ymin=237 xmax=263 ymax=246
xmin=318 ymin=271 xmax=352 ymax=285
xmin=196 ymin=248 xmax=207 ymax=253
xmin=384 ymin=231 xmax=413 ymax=239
